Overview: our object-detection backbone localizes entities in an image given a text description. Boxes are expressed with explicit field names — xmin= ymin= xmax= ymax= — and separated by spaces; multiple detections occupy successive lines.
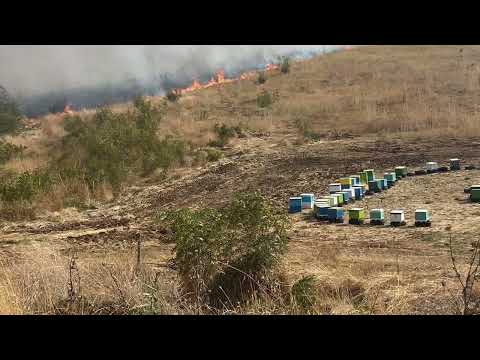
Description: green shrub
xmin=280 ymin=56 xmax=291 ymax=74
xmin=58 ymin=97 xmax=187 ymax=195
xmin=208 ymin=123 xmax=237 ymax=148
xmin=291 ymin=275 xmax=317 ymax=313
xmin=166 ymin=90 xmax=181 ymax=102
xmin=294 ymin=118 xmax=322 ymax=141
xmin=0 ymin=170 xmax=54 ymax=203
xmin=205 ymin=148 xmax=223 ymax=162
xmin=162 ymin=192 xmax=290 ymax=309
xmin=0 ymin=141 xmax=25 ymax=165
xmin=0 ymin=85 xmax=22 ymax=135
xmin=257 ymin=90 xmax=273 ymax=108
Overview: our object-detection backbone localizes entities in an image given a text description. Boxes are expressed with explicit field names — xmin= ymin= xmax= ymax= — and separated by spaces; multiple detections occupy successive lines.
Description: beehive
xmin=379 ymin=178 xmax=388 ymax=190
xmin=334 ymin=193 xmax=344 ymax=206
xmin=328 ymin=195 xmax=339 ymax=206
xmin=350 ymin=175 xmax=361 ymax=186
xmin=364 ymin=169 xmax=375 ymax=182
xmin=329 ymin=183 xmax=342 ymax=194
xmin=390 ymin=210 xmax=406 ymax=226
xmin=450 ymin=159 xmax=460 ymax=171
xmin=471 ymin=188 xmax=480 ymax=202
xmin=370 ymin=209 xmax=385 ymax=225
xmin=385 ymin=172 xmax=396 ymax=182
xmin=395 ymin=166 xmax=407 ymax=178
xmin=352 ymin=186 xmax=364 ymax=200
xmin=340 ymin=177 xmax=354 ymax=189
xmin=315 ymin=204 xmax=330 ymax=220
xmin=368 ymin=180 xmax=380 ymax=193
xmin=359 ymin=172 xmax=369 ymax=185
xmin=347 ymin=187 xmax=356 ymax=201
xmin=319 ymin=196 xmax=335 ymax=207
xmin=426 ymin=162 xmax=438 ymax=172
xmin=340 ymin=190 xmax=351 ymax=203
xmin=300 ymin=193 xmax=315 ymax=210
xmin=415 ymin=209 xmax=431 ymax=227
xmin=328 ymin=207 xmax=344 ymax=223
xmin=288 ymin=197 xmax=302 ymax=213
xmin=348 ymin=208 xmax=365 ymax=225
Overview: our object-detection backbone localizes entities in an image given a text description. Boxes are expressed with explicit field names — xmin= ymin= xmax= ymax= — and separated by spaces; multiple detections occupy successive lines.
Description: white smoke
xmin=0 ymin=45 xmax=340 ymax=96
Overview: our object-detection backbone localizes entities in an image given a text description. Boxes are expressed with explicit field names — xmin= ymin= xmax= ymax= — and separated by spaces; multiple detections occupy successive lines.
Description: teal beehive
xmin=289 ymin=197 xmax=302 ymax=213
xmin=328 ymin=207 xmax=344 ymax=223
xmin=415 ymin=209 xmax=431 ymax=227
xmin=301 ymin=193 xmax=315 ymax=210
xmin=370 ymin=209 xmax=385 ymax=225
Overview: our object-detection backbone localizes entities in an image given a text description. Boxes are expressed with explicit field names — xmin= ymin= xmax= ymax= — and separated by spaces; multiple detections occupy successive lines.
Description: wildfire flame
xmin=173 ymin=63 xmax=280 ymax=96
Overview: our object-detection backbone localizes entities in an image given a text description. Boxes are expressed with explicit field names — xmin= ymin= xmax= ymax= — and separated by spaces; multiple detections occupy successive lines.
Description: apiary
xmin=350 ymin=175 xmax=361 ymax=186
xmin=340 ymin=177 xmax=354 ymax=189
xmin=370 ymin=209 xmax=385 ymax=225
xmin=329 ymin=183 xmax=342 ymax=194
xmin=415 ymin=209 xmax=431 ymax=227
xmin=364 ymin=169 xmax=375 ymax=182
xmin=395 ymin=166 xmax=407 ymax=178
xmin=450 ymin=159 xmax=461 ymax=171
xmin=379 ymin=178 xmax=388 ymax=190
xmin=359 ymin=172 xmax=369 ymax=185
xmin=328 ymin=207 xmax=344 ymax=223
xmin=334 ymin=193 xmax=344 ymax=206
xmin=340 ymin=190 xmax=351 ymax=203
xmin=328 ymin=195 xmax=339 ymax=206
xmin=471 ymin=188 xmax=480 ymax=202
xmin=390 ymin=210 xmax=406 ymax=226
xmin=315 ymin=204 xmax=330 ymax=220
xmin=426 ymin=162 xmax=438 ymax=173
xmin=288 ymin=197 xmax=302 ymax=213
xmin=300 ymin=193 xmax=315 ymax=210
xmin=352 ymin=186 xmax=364 ymax=200
xmin=348 ymin=208 xmax=365 ymax=225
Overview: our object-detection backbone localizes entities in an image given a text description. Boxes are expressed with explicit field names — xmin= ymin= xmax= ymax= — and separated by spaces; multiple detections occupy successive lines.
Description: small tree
xmin=0 ymin=85 xmax=22 ymax=135
xmin=280 ymin=56 xmax=291 ymax=74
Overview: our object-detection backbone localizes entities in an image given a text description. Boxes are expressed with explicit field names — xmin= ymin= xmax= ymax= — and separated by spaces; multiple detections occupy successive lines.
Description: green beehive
xmin=328 ymin=195 xmax=339 ymax=207
xmin=370 ymin=208 xmax=385 ymax=225
xmin=335 ymin=192 xmax=345 ymax=206
xmin=471 ymin=189 xmax=480 ymax=202
xmin=368 ymin=180 xmax=380 ymax=193
xmin=376 ymin=179 xmax=385 ymax=191
xmin=320 ymin=196 xmax=335 ymax=207
xmin=348 ymin=208 xmax=365 ymax=225
xmin=395 ymin=166 xmax=407 ymax=178
xmin=359 ymin=172 xmax=369 ymax=185
xmin=415 ymin=209 xmax=431 ymax=227
xmin=364 ymin=169 xmax=375 ymax=182
xmin=385 ymin=172 xmax=396 ymax=183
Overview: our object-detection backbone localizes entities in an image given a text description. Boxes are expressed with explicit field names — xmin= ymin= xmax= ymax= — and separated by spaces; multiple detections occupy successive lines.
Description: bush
xmin=0 ymin=170 xmax=54 ymax=203
xmin=257 ymin=90 xmax=273 ymax=108
xmin=166 ymin=90 xmax=181 ymax=102
xmin=0 ymin=141 xmax=25 ymax=165
xmin=0 ymin=85 xmax=22 ymax=135
xmin=162 ymin=192 xmax=290 ymax=309
xmin=57 ymin=97 xmax=187 ymax=195
xmin=208 ymin=123 xmax=237 ymax=148
xmin=257 ymin=72 xmax=267 ymax=85
xmin=291 ymin=275 xmax=317 ymax=312
xmin=294 ymin=118 xmax=322 ymax=141
xmin=280 ymin=56 xmax=291 ymax=74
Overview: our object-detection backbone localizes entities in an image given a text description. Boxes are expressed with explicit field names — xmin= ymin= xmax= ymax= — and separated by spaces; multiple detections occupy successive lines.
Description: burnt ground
xmin=2 ymin=134 xmax=480 ymax=314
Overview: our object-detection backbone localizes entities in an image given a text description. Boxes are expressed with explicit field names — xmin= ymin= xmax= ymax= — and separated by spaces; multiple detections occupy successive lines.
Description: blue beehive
xmin=328 ymin=207 xmax=344 ymax=223
xmin=352 ymin=186 xmax=364 ymax=200
xmin=350 ymin=176 xmax=361 ymax=186
xmin=368 ymin=180 xmax=380 ymax=193
xmin=315 ymin=204 xmax=330 ymax=220
xmin=288 ymin=197 xmax=302 ymax=213
xmin=379 ymin=178 xmax=388 ymax=190
xmin=300 ymin=193 xmax=315 ymax=210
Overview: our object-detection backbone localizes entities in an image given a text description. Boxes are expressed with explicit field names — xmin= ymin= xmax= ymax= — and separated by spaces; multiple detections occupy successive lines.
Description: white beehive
xmin=329 ymin=183 xmax=342 ymax=193
xmin=426 ymin=162 xmax=438 ymax=171
xmin=390 ymin=210 xmax=405 ymax=223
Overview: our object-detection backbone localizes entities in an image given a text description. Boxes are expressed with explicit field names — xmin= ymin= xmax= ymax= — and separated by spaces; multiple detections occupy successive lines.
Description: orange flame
xmin=173 ymin=63 xmax=280 ymax=96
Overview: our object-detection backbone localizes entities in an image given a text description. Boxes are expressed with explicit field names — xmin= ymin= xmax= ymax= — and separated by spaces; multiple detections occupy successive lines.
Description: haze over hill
xmin=0 ymin=45 xmax=341 ymax=116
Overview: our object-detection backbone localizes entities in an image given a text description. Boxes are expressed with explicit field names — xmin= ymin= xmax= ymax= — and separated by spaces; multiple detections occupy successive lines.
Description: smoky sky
xmin=0 ymin=45 xmax=339 ymax=97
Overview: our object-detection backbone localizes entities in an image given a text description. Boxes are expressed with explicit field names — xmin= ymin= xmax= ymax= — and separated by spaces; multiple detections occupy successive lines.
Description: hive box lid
xmin=289 ymin=197 xmax=302 ymax=200
xmin=391 ymin=210 xmax=405 ymax=214
xmin=350 ymin=208 xmax=364 ymax=211
xmin=300 ymin=193 xmax=315 ymax=196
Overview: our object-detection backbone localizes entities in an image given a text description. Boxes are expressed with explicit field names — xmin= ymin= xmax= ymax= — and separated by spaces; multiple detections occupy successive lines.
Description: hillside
xmin=1 ymin=45 xmax=480 ymax=315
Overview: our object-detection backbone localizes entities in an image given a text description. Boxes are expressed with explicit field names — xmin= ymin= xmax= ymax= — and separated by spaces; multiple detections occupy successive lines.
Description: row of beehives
xmin=287 ymin=158 xmax=465 ymax=226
